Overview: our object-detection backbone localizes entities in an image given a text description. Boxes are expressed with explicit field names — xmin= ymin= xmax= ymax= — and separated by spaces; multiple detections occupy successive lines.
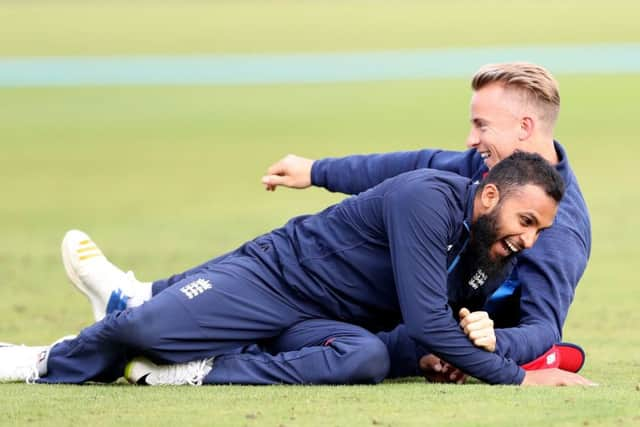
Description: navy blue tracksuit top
xmin=311 ymin=141 xmax=591 ymax=366
xmin=268 ymin=169 xmax=524 ymax=385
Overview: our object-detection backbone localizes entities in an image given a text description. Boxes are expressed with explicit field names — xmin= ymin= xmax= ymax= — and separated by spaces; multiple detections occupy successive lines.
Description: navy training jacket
xmin=311 ymin=142 xmax=591 ymax=365
xmin=267 ymin=169 xmax=523 ymax=384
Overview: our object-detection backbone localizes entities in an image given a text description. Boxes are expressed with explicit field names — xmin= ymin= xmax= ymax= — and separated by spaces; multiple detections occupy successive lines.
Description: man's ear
xmin=519 ymin=116 xmax=535 ymax=141
xmin=480 ymin=183 xmax=500 ymax=211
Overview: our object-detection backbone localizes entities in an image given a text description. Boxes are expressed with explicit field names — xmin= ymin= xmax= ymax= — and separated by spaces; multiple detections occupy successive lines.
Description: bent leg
xmin=41 ymin=257 xmax=311 ymax=384
xmin=151 ymin=236 xmax=275 ymax=296
xmin=205 ymin=319 xmax=390 ymax=385
xmin=151 ymin=251 xmax=237 ymax=296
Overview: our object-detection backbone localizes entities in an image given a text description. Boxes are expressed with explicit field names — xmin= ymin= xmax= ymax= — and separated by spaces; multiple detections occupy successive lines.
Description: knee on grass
xmin=330 ymin=336 xmax=390 ymax=384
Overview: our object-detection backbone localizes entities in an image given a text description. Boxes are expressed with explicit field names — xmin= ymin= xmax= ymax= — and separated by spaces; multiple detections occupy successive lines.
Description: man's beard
xmin=468 ymin=209 xmax=514 ymax=279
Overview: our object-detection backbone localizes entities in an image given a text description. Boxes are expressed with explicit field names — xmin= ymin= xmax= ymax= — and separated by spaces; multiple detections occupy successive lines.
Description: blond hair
xmin=472 ymin=62 xmax=560 ymax=129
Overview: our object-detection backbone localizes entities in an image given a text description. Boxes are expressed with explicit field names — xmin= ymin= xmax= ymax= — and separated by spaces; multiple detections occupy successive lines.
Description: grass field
xmin=1 ymin=1 xmax=640 ymax=426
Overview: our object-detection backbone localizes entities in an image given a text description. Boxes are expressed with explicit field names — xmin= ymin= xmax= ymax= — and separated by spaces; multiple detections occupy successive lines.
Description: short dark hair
xmin=480 ymin=151 xmax=565 ymax=203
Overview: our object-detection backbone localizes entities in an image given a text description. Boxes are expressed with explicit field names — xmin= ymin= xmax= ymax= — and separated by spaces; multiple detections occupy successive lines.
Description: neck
xmin=527 ymin=135 xmax=559 ymax=165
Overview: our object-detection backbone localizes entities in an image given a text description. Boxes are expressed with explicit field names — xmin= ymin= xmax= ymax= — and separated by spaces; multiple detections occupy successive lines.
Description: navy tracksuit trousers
xmin=40 ymin=241 xmax=391 ymax=385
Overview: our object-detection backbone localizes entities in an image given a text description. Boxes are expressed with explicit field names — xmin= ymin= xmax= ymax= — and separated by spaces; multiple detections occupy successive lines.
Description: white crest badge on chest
xmin=468 ymin=268 xmax=488 ymax=290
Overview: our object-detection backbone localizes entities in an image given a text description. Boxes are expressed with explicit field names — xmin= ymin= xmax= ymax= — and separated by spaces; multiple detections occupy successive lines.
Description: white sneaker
xmin=0 ymin=336 xmax=76 ymax=383
xmin=61 ymin=230 xmax=146 ymax=321
xmin=0 ymin=344 xmax=47 ymax=383
xmin=124 ymin=357 xmax=214 ymax=386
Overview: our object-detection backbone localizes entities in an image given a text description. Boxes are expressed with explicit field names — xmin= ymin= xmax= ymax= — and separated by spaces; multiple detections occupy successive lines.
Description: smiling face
xmin=472 ymin=183 xmax=558 ymax=264
xmin=466 ymin=82 xmax=531 ymax=169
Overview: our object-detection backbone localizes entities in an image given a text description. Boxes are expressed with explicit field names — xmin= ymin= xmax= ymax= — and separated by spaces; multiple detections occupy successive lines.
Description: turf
xmin=1 ymin=1 xmax=640 ymax=426
xmin=1 ymin=0 xmax=640 ymax=56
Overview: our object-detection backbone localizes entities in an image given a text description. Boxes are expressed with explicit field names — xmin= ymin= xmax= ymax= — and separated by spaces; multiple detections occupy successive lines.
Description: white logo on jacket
xmin=180 ymin=279 xmax=213 ymax=299
xmin=468 ymin=269 xmax=488 ymax=290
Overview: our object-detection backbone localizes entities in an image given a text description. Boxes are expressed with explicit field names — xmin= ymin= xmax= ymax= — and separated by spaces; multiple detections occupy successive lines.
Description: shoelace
xmin=24 ymin=366 xmax=40 ymax=384
xmin=155 ymin=358 xmax=214 ymax=386
xmin=25 ymin=337 xmax=73 ymax=383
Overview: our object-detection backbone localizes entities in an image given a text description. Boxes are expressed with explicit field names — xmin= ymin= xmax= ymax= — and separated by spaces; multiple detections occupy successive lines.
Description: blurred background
xmin=1 ymin=0 xmax=639 ymax=400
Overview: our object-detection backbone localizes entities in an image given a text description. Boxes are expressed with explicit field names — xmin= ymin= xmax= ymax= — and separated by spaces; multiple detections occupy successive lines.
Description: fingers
xmin=425 ymin=367 xmax=467 ymax=384
xmin=459 ymin=308 xmax=496 ymax=352
xmin=419 ymin=354 xmax=443 ymax=373
xmin=448 ymin=369 xmax=467 ymax=384
xmin=459 ymin=310 xmax=491 ymax=329
xmin=262 ymin=157 xmax=290 ymax=191
xmin=522 ymin=368 xmax=598 ymax=387
xmin=261 ymin=174 xmax=287 ymax=191
xmin=266 ymin=159 xmax=287 ymax=177
xmin=463 ymin=320 xmax=494 ymax=337
xmin=578 ymin=376 xmax=598 ymax=386
xmin=555 ymin=370 xmax=597 ymax=387
xmin=466 ymin=327 xmax=495 ymax=340
xmin=465 ymin=326 xmax=496 ymax=352
xmin=261 ymin=154 xmax=314 ymax=190
xmin=442 ymin=362 xmax=464 ymax=382
xmin=420 ymin=355 xmax=467 ymax=384
xmin=459 ymin=310 xmax=493 ymax=336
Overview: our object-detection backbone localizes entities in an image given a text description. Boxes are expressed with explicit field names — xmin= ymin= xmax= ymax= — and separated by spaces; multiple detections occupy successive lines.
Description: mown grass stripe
xmin=1 ymin=44 xmax=639 ymax=87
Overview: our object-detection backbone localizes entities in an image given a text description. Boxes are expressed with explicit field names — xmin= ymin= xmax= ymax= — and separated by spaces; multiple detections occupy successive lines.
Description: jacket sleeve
xmin=311 ymin=149 xmax=481 ymax=194
xmin=493 ymin=224 xmax=589 ymax=363
xmin=376 ymin=325 xmax=422 ymax=378
xmin=383 ymin=182 xmax=525 ymax=384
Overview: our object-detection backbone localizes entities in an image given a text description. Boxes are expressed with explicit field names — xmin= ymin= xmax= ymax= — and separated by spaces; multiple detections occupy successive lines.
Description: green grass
xmin=2 ymin=383 xmax=638 ymax=427
xmin=1 ymin=75 xmax=639 ymax=427
xmin=1 ymin=1 xmax=640 ymax=426
xmin=1 ymin=0 xmax=640 ymax=56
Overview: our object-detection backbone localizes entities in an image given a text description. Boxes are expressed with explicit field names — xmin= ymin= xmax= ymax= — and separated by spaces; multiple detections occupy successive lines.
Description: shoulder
xmin=381 ymin=170 xmax=468 ymax=215
xmin=554 ymin=174 xmax=592 ymax=256
xmin=382 ymin=169 xmax=471 ymax=194
xmin=381 ymin=170 xmax=469 ymax=232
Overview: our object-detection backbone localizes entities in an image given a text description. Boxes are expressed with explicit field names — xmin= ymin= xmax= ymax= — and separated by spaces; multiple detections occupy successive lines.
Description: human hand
xmin=419 ymin=354 xmax=467 ymax=384
xmin=521 ymin=368 xmax=597 ymax=386
xmin=261 ymin=154 xmax=314 ymax=191
xmin=459 ymin=307 xmax=496 ymax=352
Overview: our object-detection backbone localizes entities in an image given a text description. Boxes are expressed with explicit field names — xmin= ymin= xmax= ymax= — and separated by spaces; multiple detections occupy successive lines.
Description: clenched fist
xmin=459 ymin=307 xmax=496 ymax=352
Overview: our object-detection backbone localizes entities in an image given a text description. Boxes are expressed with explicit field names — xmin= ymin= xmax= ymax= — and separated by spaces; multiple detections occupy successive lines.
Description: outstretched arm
xmin=262 ymin=149 xmax=483 ymax=195
xmin=491 ymin=224 xmax=589 ymax=364
xmin=457 ymin=308 xmax=595 ymax=385
xmin=380 ymin=316 xmax=594 ymax=386
xmin=262 ymin=154 xmax=314 ymax=191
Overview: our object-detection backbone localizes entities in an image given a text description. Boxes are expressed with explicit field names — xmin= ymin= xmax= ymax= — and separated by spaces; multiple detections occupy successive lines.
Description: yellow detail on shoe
xmin=79 ymin=240 xmax=91 ymax=245
xmin=124 ymin=360 xmax=135 ymax=382
xmin=125 ymin=357 xmax=146 ymax=384
xmin=79 ymin=253 xmax=101 ymax=261
xmin=77 ymin=245 xmax=99 ymax=253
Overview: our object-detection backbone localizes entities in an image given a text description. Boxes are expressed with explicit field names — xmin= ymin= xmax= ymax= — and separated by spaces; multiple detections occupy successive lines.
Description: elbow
xmin=405 ymin=322 xmax=431 ymax=349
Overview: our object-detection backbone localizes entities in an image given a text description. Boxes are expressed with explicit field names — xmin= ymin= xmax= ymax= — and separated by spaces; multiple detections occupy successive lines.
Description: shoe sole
xmin=61 ymin=230 xmax=104 ymax=321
